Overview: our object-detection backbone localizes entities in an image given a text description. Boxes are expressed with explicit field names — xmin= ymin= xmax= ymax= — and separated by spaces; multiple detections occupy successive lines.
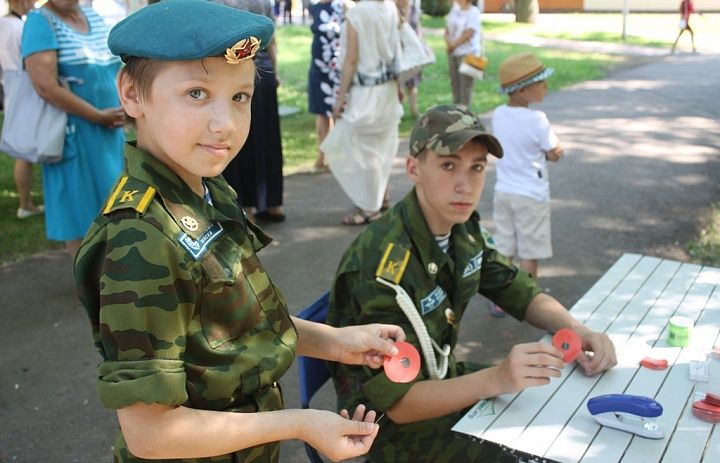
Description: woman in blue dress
xmin=308 ymin=0 xmax=346 ymax=171
xmin=22 ymin=0 xmax=125 ymax=258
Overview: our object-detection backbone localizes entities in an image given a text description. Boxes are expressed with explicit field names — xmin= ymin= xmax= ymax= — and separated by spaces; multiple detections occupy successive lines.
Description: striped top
xmin=21 ymin=6 xmax=118 ymax=67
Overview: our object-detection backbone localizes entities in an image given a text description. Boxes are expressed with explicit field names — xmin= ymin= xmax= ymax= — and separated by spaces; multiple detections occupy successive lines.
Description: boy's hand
xmin=302 ymin=405 xmax=379 ymax=462
xmin=333 ymin=324 xmax=406 ymax=368
xmin=575 ymin=330 xmax=617 ymax=376
xmin=493 ymin=342 xmax=565 ymax=394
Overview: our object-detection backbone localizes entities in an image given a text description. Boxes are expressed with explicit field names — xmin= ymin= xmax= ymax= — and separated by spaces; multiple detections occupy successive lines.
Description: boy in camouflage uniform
xmin=74 ymin=2 xmax=405 ymax=462
xmin=327 ymin=104 xmax=617 ymax=462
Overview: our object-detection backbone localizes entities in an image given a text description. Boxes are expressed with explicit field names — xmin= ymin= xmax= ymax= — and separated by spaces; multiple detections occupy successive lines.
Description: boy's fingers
xmin=344 ymin=420 xmax=378 ymax=437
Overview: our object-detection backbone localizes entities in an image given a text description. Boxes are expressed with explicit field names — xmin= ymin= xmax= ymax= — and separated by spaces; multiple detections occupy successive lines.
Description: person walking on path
xmin=0 ymin=0 xmax=44 ymax=219
xmin=671 ymin=0 xmax=697 ymax=54
xmin=75 ymin=2 xmax=406 ymax=461
xmin=321 ymin=0 xmax=402 ymax=225
xmin=307 ymin=0 xmax=348 ymax=172
xmin=445 ymin=0 xmax=483 ymax=106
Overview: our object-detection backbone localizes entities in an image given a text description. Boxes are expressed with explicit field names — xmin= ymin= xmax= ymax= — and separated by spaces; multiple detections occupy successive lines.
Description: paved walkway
xmin=1 ymin=49 xmax=719 ymax=463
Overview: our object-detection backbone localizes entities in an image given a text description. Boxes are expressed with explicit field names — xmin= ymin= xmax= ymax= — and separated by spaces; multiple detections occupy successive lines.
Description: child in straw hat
xmin=491 ymin=52 xmax=564 ymax=293
xmin=74 ymin=1 xmax=406 ymax=461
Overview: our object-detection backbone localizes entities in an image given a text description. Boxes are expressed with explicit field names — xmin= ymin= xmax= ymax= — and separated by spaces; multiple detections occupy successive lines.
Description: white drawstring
xmin=376 ymin=277 xmax=450 ymax=379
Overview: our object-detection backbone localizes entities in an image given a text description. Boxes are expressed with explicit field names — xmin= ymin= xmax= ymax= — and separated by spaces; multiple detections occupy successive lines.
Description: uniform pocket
xmin=200 ymin=249 xmax=263 ymax=349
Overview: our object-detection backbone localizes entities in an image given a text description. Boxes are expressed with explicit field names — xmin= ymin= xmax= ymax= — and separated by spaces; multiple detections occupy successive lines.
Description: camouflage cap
xmin=409 ymin=105 xmax=503 ymax=158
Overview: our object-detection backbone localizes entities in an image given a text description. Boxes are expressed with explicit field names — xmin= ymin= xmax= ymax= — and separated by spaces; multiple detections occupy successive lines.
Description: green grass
xmin=0 ymin=15 xmax=716 ymax=270
xmin=688 ymin=203 xmax=720 ymax=267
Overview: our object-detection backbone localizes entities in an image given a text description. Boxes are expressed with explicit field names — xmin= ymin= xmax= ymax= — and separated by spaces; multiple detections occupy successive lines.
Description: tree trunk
xmin=515 ymin=0 xmax=539 ymax=24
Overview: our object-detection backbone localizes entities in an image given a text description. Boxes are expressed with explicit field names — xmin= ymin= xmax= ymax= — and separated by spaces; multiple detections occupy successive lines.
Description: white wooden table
xmin=452 ymin=254 xmax=720 ymax=463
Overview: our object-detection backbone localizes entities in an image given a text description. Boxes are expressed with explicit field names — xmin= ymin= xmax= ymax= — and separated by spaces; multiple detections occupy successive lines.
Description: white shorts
xmin=493 ymin=191 xmax=553 ymax=260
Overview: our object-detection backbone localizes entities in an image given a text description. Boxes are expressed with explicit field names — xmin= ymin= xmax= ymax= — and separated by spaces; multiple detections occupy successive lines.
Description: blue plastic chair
xmin=297 ymin=291 xmax=331 ymax=463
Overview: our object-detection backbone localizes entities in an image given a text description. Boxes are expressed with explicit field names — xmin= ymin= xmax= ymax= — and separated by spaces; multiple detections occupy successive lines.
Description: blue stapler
xmin=587 ymin=394 xmax=664 ymax=439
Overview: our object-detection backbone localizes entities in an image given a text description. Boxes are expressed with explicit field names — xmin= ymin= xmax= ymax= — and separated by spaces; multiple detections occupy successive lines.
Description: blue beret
xmin=108 ymin=0 xmax=275 ymax=62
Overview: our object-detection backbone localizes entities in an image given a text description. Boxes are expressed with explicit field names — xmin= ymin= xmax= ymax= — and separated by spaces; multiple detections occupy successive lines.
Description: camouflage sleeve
xmin=477 ymin=246 xmax=541 ymax=320
xmin=80 ymin=218 xmax=199 ymax=409
xmin=329 ymin=272 xmax=423 ymax=412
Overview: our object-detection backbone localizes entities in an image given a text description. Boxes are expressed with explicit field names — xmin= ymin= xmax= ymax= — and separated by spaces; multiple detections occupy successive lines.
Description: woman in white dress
xmin=321 ymin=0 xmax=403 ymax=225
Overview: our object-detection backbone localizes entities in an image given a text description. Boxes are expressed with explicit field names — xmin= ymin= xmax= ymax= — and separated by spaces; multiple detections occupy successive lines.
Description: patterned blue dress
xmin=308 ymin=0 xmax=344 ymax=117
xmin=21 ymin=6 xmax=124 ymax=241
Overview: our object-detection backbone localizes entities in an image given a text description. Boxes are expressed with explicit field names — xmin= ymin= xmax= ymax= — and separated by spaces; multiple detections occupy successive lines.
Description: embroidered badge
xmin=177 ymin=222 xmax=224 ymax=260
xmin=180 ymin=215 xmax=199 ymax=232
xmin=480 ymin=227 xmax=496 ymax=249
xmin=420 ymin=285 xmax=447 ymax=315
xmin=376 ymin=243 xmax=411 ymax=284
xmin=225 ymin=36 xmax=261 ymax=64
xmin=462 ymin=251 xmax=483 ymax=278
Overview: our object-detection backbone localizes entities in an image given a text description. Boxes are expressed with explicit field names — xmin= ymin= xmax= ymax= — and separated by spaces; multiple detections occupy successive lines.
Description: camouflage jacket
xmin=75 ymin=143 xmax=297 ymax=463
xmin=327 ymin=189 xmax=540 ymax=454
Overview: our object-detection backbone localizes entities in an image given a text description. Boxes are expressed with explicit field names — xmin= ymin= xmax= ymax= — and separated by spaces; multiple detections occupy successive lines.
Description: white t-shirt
xmin=445 ymin=4 xmax=482 ymax=57
xmin=492 ymin=104 xmax=559 ymax=202
xmin=0 ymin=14 xmax=24 ymax=78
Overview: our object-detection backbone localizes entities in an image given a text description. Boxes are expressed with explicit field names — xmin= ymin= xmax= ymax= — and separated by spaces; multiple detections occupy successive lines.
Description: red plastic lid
xmin=640 ymin=357 xmax=669 ymax=370
xmin=384 ymin=341 xmax=421 ymax=383
xmin=704 ymin=393 xmax=720 ymax=407
xmin=693 ymin=400 xmax=720 ymax=423
xmin=552 ymin=328 xmax=582 ymax=363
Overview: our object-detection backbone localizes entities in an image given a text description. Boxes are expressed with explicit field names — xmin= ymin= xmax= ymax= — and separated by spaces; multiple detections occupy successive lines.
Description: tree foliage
xmin=422 ymin=0 xmax=452 ymax=17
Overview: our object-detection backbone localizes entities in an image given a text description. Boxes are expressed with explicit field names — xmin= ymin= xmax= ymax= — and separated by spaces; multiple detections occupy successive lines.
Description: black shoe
xmin=255 ymin=210 xmax=286 ymax=223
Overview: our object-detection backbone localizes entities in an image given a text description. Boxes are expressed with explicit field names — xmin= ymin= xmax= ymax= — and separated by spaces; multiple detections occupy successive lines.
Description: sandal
xmin=381 ymin=197 xmax=391 ymax=212
xmin=342 ymin=209 xmax=382 ymax=226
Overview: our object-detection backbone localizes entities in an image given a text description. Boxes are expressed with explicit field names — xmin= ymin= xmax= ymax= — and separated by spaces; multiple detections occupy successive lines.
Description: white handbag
xmin=395 ymin=21 xmax=435 ymax=85
xmin=0 ymin=69 xmax=67 ymax=164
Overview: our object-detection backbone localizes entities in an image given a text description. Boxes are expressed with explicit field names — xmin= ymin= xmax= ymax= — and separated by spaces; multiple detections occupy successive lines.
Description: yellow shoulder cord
xmin=375 ymin=277 xmax=450 ymax=379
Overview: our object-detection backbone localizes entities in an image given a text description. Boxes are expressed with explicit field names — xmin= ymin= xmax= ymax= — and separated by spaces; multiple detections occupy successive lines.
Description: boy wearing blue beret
xmin=74 ymin=1 xmax=405 ymax=462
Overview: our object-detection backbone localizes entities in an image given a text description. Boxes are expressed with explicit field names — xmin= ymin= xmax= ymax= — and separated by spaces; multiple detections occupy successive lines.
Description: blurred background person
xmin=396 ymin=0 xmax=422 ymax=118
xmin=307 ymin=0 xmax=347 ymax=172
xmin=283 ymin=0 xmax=292 ymax=24
xmin=1 ymin=0 xmax=44 ymax=219
xmin=22 ymin=0 xmax=125 ymax=257
xmin=671 ymin=0 xmax=697 ymax=53
xmin=216 ymin=0 xmax=286 ymax=223
xmin=445 ymin=0 xmax=482 ymax=106
xmin=322 ymin=0 xmax=402 ymax=225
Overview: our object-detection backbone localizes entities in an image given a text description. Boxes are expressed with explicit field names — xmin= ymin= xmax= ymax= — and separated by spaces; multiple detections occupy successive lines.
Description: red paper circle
xmin=384 ymin=341 xmax=421 ymax=383
xmin=552 ymin=328 xmax=582 ymax=363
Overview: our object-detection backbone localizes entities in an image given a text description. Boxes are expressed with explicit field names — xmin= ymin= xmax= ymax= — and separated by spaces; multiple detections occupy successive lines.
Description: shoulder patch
xmin=102 ymin=176 xmax=156 ymax=216
xmin=375 ymin=243 xmax=411 ymax=284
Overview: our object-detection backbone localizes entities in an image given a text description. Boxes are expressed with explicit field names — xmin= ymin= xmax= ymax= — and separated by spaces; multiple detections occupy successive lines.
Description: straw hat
xmin=498 ymin=52 xmax=554 ymax=94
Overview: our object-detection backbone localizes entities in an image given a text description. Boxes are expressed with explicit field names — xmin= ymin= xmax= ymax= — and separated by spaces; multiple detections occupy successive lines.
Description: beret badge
xmin=225 ymin=36 xmax=261 ymax=64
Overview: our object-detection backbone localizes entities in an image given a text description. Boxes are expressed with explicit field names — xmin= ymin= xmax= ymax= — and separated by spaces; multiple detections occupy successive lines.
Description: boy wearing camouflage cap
xmin=74 ymin=1 xmax=405 ymax=462
xmin=326 ymin=104 xmax=616 ymax=462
